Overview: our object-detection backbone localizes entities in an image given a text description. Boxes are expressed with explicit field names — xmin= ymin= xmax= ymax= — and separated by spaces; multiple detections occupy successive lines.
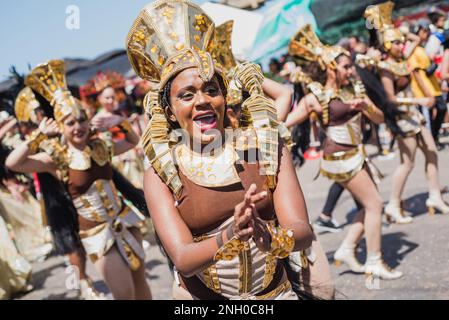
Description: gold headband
xmin=24 ymin=60 xmax=83 ymax=123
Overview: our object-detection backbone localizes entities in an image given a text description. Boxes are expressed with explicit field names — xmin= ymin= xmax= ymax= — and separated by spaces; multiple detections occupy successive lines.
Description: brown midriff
xmin=67 ymin=160 xmax=113 ymax=231
xmin=322 ymin=98 xmax=361 ymax=156
xmin=175 ymin=153 xmax=276 ymax=236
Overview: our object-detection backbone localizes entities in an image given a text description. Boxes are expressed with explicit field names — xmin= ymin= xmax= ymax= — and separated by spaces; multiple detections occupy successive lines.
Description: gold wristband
xmin=364 ymin=104 xmax=376 ymax=115
xmin=267 ymin=222 xmax=295 ymax=259
xmin=396 ymin=97 xmax=415 ymax=106
xmin=26 ymin=130 xmax=46 ymax=154
xmin=118 ymin=119 xmax=132 ymax=134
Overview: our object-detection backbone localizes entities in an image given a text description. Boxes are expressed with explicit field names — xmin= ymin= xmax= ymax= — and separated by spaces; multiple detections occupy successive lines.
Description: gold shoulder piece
xmin=141 ymin=89 xmax=183 ymax=197
xmin=235 ymin=62 xmax=280 ymax=189
xmin=39 ymin=138 xmax=69 ymax=183
xmin=378 ymin=60 xmax=410 ymax=77
xmin=89 ymin=139 xmax=112 ymax=167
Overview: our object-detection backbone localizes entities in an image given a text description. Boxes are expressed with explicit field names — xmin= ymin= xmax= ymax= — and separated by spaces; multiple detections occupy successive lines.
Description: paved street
xmin=16 ymin=137 xmax=449 ymax=300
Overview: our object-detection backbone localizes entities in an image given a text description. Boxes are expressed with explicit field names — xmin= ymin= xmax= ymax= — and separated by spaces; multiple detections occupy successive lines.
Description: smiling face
xmin=98 ymin=87 xmax=117 ymax=113
xmin=388 ymin=40 xmax=405 ymax=60
xmin=62 ymin=111 xmax=90 ymax=147
xmin=335 ymin=54 xmax=354 ymax=87
xmin=166 ymin=68 xmax=226 ymax=146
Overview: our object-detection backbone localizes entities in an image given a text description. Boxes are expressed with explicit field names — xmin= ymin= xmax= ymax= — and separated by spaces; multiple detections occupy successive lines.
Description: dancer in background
xmin=6 ymin=60 xmax=152 ymax=300
xmin=366 ymin=2 xmax=449 ymax=216
xmin=286 ymin=24 xmax=403 ymax=280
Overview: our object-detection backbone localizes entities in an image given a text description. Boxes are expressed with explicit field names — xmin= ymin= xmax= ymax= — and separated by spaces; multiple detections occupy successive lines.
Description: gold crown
xmin=126 ymin=0 xmax=225 ymax=91
xmin=364 ymin=1 xmax=404 ymax=49
xmin=14 ymin=87 xmax=40 ymax=124
xmin=25 ymin=60 xmax=83 ymax=123
xmin=289 ymin=24 xmax=349 ymax=70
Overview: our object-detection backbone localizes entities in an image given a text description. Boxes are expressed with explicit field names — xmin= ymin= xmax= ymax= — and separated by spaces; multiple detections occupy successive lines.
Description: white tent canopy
xmin=201 ymin=2 xmax=264 ymax=61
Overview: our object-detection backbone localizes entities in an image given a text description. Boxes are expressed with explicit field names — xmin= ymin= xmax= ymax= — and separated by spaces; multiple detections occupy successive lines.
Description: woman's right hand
xmin=232 ymin=184 xmax=267 ymax=242
xmin=38 ymin=117 xmax=60 ymax=137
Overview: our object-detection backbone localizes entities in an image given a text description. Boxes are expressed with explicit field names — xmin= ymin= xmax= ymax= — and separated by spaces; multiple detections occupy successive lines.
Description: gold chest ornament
xmin=68 ymin=140 xmax=110 ymax=170
xmin=175 ymin=141 xmax=241 ymax=188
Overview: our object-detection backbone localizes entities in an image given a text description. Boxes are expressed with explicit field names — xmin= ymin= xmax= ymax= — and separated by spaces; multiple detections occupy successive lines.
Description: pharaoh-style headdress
xmin=208 ymin=20 xmax=242 ymax=106
xmin=25 ymin=60 xmax=83 ymax=124
xmin=79 ymin=71 xmax=126 ymax=100
xmin=288 ymin=24 xmax=349 ymax=70
xmin=127 ymin=0 xmax=283 ymax=195
xmin=14 ymin=87 xmax=41 ymax=124
xmin=364 ymin=1 xmax=404 ymax=50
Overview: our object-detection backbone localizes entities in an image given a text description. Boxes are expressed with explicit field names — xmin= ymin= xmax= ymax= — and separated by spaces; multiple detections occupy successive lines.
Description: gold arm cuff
xmin=214 ymin=237 xmax=245 ymax=262
xmin=396 ymin=97 xmax=415 ymax=106
xmin=26 ymin=130 xmax=47 ymax=154
xmin=268 ymin=222 xmax=295 ymax=259
xmin=118 ymin=119 xmax=132 ymax=134
xmin=364 ymin=104 xmax=376 ymax=116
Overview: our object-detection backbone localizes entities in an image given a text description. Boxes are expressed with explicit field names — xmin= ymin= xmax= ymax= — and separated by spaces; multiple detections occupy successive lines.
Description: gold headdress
xmin=25 ymin=60 xmax=83 ymax=124
xmin=289 ymin=24 xmax=349 ymax=70
xmin=127 ymin=1 xmax=283 ymax=195
xmin=14 ymin=87 xmax=40 ymax=124
xmin=364 ymin=1 xmax=404 ymax=50
xmin=127 ymin=0 xmax=226 ymax=196
xmin=126 ymin=0 xmax=224 ymax=90
xmin=208 ymin=20 xmax=241 ymax=106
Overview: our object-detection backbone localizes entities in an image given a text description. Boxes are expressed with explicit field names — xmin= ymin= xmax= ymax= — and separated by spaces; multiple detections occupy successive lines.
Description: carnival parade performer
xmin=365 ymin=2 xmax=449 ymax=217
xmin=127 ymin=0 xmax=316 ymax=300
xmin=6 ymin=60 xmax=152 ymax=300
xmin=285 ymin=24 xmax=403 ymax=280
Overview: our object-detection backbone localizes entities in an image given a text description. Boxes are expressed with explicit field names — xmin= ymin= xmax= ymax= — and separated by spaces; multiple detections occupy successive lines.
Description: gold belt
xmin=322 ymin=147 xmax=359 ymax=161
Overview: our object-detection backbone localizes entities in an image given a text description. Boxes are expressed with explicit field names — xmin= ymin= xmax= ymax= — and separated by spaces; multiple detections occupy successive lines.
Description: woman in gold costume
xmin=128 ymin=0 xmax=314 ymax=300
xmin=365 ymin=2 xmax=449 ymax=218
xmin=285 ymin=24 xmax=403 ymax=281
xmin=6 ymin=60 xmax=152 ymax=300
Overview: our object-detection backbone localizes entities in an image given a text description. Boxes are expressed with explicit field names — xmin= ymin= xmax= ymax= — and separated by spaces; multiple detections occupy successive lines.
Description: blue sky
xmin=0 ymin=0 xmax=210 ymax=81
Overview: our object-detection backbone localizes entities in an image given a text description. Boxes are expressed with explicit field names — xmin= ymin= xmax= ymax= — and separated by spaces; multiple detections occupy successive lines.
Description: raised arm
xmin=91 ymin=113 xmax=139 ymax=155
xmin=380 ymin=69 xmax=434 ymax=108
xmin=285 ymin=93 xmax=321 ymax=128
xmin=262 ymin=78 xmax=292 ymax=122
xmin=5 ymin=118 xmax=57 ymax=176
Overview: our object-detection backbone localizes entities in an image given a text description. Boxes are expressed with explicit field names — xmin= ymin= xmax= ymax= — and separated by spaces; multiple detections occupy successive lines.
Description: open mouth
xmin=193 ymin=112 xmax=217 ymax=133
